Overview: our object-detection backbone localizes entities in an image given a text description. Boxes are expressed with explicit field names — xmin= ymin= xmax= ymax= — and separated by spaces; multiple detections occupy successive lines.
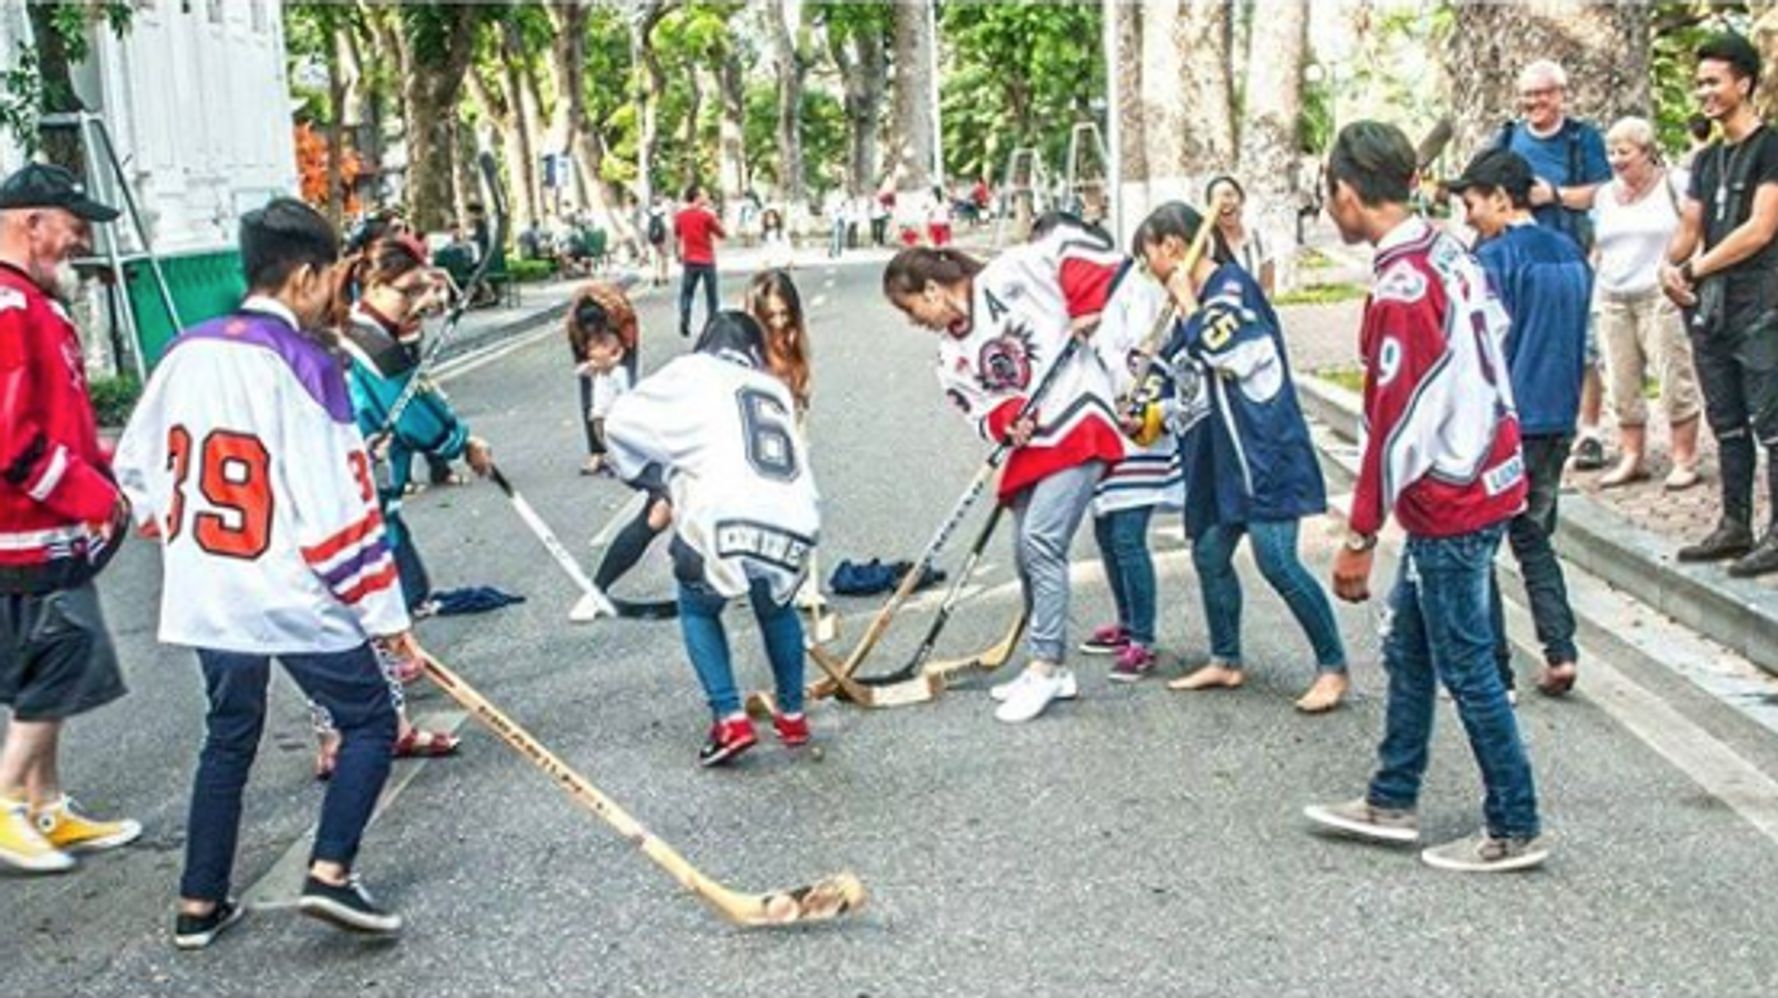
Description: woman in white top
xmin=1206 ymin=175 xmax=1274 ymax=296
xmin=1592 ymin=116 xmax=1703 ymax=490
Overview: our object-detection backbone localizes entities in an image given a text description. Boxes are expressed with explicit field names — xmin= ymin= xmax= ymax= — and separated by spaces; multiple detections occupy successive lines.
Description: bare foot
xmin=1536 ymin=661 xmax=1577 ymax=697
xmin=1294 ymin=672 xmax=1350 ymax=714
xmin=1167 ymin=662 xmax=1245 ymax=692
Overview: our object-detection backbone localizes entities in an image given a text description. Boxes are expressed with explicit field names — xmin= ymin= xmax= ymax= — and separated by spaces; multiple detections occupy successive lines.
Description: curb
xmin=1300 ymin=372 xmax=1778 ymax=680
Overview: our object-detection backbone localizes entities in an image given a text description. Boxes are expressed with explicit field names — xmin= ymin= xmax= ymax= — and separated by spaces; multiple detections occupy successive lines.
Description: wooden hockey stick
xmin=487 ymin=463 xmax=618 ymax=622
xmin=922 ymin=610 xmax=1026 ymax=680
xmin=861 ymin=502 xmax=1006 ymax=688
xmin=420 ymin=652 xmax=866 ymax=927
xmin=807 ymin=640 xmax=943 ymax=708
xmin=810 ymin=335 xmax=1088 ymax=686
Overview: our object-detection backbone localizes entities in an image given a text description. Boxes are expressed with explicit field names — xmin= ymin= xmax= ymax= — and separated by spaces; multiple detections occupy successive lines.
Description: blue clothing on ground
xmin=1475 ymin=222 xmax=1594 ymax=436
xmin=1495 ymin=118 xmax=1611 ymax=247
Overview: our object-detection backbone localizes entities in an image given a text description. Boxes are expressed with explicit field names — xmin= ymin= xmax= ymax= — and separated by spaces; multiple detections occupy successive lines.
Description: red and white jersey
xmin=114 ymin=298 xmax=409 ymax=654
xmin=604 ymin=353 xmax=820 ymax=604
xmin=1350 ymin=217 xmax=1526 ymax=539
xmin=936 ymin=220 xmax=1126 ymax=498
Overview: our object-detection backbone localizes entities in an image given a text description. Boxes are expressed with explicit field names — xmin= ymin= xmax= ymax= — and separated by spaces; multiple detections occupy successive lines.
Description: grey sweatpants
xmin=1011 ymin=461 xmax=1105 ymax=663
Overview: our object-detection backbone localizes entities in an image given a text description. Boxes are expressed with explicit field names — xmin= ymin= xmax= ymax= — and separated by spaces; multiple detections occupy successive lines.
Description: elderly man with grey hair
xmin=1491 ymin=58 xmax=1615 ymax=470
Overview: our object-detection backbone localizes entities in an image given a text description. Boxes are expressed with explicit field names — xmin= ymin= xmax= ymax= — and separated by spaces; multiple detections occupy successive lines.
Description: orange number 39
xmin=165 ymin=425 xmax=274 ymax=560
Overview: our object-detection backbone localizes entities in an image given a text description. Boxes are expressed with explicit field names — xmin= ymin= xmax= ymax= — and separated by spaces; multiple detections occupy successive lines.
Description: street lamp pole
xmin=928 ymin=0 xmax=943 ymax=189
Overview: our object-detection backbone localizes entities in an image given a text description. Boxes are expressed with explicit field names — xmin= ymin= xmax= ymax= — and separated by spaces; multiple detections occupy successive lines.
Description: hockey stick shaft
xmin=864 ymin=502 xmax=1006 ymax=686
xmin=821 ymin=335 xmax=1086 ymax=680
xmin=420 ymin=652 xmax=865 ymax=926
xmin=488 ymin=463 xmax=616 ymax=616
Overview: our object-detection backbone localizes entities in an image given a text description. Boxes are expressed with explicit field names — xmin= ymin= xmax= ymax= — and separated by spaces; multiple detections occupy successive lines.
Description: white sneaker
xmin=993 ymin=668 xmax=1075 ymax=723
xmin=989 ymin=668 xmax=1079 ymax=703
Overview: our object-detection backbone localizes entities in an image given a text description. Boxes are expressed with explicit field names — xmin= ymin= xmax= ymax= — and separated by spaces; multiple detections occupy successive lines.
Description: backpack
xmin=647 ymin=211 xmax=666 ymax=245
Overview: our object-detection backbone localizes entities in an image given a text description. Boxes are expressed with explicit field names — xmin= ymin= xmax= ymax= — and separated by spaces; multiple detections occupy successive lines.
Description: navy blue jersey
xmin=1155 ymin=263 xmax=1326 ymax=537
xmin=1475 ymin=222 xmax=1593 ymax=436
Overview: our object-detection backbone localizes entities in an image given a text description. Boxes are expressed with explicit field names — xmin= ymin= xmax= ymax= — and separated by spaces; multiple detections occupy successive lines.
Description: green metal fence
xmin=122 ymin=249 xmax=246 ymax=367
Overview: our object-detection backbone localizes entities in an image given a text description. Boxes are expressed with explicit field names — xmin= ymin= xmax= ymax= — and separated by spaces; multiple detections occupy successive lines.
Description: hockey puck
xmin=810 ymin=746 xmax=826 ymax=762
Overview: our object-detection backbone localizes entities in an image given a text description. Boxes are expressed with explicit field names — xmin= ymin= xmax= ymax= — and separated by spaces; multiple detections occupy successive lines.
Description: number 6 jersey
xmin=114 ymin=297 xmax=410 ymax=654
xmin=603 ymin=352 xmax=819 ymax=605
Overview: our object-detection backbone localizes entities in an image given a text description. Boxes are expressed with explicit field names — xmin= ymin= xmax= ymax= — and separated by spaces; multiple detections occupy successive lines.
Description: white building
xmin=1 ymin=0 xmax=298 ymax=370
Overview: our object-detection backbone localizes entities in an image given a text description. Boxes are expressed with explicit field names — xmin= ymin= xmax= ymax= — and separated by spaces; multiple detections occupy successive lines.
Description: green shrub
xmin=88 ymin=373 xmax=142 ymax=427
xmin=1273 ymin=282 xmax=1369 ymax=307
xmin=508 ymin=258 xmax=556 ymax=283
xmin=1313 ymin=365 xmax=1366 ymax=396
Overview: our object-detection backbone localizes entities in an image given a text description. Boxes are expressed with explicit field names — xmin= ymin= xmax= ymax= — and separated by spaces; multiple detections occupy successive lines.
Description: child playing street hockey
xmin=1131 ymin=202 xmax=1350 ymax=713
xmin=882 ymin=217 xmax=1126 ymax=724
xmin=603 ymin=311 xmax=820 ymax=765
xmin=115 ymin=198 xmax=413 ymax=948
xmin=567 ymin=283 xmax=639 ymax=476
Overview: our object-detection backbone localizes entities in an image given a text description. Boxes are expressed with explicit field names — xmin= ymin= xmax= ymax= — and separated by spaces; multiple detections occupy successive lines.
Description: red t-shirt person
xmin=674 ymin=202 xmax=726 ymax=267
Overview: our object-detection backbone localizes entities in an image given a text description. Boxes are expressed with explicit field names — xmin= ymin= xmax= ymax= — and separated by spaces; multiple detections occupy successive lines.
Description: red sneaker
xmin=699 ymin=716 xmax=757 ymax=767
xmin=772 ymin=712 xmax=811 ymax=746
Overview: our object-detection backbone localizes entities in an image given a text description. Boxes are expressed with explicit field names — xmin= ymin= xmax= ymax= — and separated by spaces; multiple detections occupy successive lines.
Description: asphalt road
xmin=7 ymin=260 xmax=1778 ymax=996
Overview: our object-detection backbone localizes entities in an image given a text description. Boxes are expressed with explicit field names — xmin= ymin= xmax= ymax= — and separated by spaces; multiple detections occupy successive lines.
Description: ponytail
xmin=882 ymin=246 xmax=985 ymax=300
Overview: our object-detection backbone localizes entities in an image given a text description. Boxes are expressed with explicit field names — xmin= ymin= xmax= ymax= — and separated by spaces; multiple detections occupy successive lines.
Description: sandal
xmin=394 ymin=728 xmax=460 ymax=759
xmin=1664 ymin=466 xmax=1702 ymax=492
xmin=1598 ymin=463 xmax=1650 ymax=489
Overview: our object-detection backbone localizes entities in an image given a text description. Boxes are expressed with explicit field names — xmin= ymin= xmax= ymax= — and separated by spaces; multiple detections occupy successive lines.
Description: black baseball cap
xmin=0 ymin=163 xmax=120 ymax=222
xmin=1446 ymin=148 xmax=1534 ymax=200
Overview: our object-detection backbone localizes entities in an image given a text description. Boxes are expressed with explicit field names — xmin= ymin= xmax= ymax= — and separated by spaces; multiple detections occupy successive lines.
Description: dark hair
xmin=693 ymin=309 xmax=765 ymax=367
xmin=746 ymin=269 xmax=811 ymax=408
xmin=882 ymin=247 xmax=985 ymax=299
xmin=1129 ymin=201 xmax=1233 ymax=265
xmin=240 ymin=197 xmax=339 ymax=292
xmin=1687 ymin=113 xmax=1713 ymax=141
xmin=1698 ymin=32 xmax=1761 ymax=86
xmin=1327 ymin=121 xmax=1416 ymax=208
xmin=467 ymin=202 xmax=485 ymax=215
xmin=1029 ymin=211 xmax=1112 ymax=245
xmin=332 ymin=234 xmax=427 ymax=316
xmin=1204 ymin=174 xmax=1246 ymax=203
xmin=566 ymin=282 xmax=637 ymax=362
xmin=761 ymin=208 xmax=783 ymax=235
xmin=683 ymin=182 xmax=703 ymax=202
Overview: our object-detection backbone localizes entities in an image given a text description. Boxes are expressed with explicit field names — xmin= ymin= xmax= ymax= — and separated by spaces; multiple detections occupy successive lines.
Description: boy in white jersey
xmin=115 ymin=200 xmax=418 ymax=947
xmin=604 ymin=311 xmax=820 ymax=766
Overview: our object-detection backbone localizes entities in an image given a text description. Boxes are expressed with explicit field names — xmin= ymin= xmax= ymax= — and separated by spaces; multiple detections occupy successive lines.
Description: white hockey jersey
xmin=936 ymin=219 xmax=1128 ymax=499
xmin=1091 ymin=262 xmax=1185 ymax=516
xmin=114 ymin=298 xmax=409 ymax=654
xmin=603 ymin=353 xmax=819 ymax=604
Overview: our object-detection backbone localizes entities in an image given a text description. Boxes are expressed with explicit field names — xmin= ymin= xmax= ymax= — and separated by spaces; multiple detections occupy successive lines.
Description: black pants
xmin=1691 ymin=292 xmax=1778 ymax=527
xmin=679 ymin=264 xmax=718 ymax=337
xmin=1488 ymin=434 xmax=1579 ymax=680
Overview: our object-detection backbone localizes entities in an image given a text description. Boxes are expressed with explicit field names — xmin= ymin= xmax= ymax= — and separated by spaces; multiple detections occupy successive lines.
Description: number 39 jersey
xmin=604 ymin=353 xmax=819 ymax=604
xmin=114 ymin=301 xmax=410 ymax=654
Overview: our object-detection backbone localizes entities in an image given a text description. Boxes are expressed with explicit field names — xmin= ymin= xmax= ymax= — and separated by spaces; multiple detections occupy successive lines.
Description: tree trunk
xmin=467 ymin=64 xmax=531 ymax=234
xmin=831 ymin=23 xmax=886 ymax=196
xmin=543 ymin=0 xmax=634 ymax=243
xmin=500 ymin=18 xmax=542 ymax=228
xmin=1111 ymin=0 xmax=1147 ymax=238
xmin=888 ymin=0 xmax=935 ymax=193
xmin=325 ymin=36 xmax=346 ymax=227
xmin=1755 ymin=3 xmax=1778 ymax=120
xmin=25 ymin=2 xmax=81 ymax=172
xmin=717 ymin=48 xmax=748 ymax=201
xmin=1140 ymin=0 xmax=1234 ymax=200
xmin=684 ymin=63 xmax=704 ymax=170
xmin=767 ymin=0 xmax=807 ymax=210
xmin=1238 ymin=0 xmax=1306 ymax=289
xmin=1447 ymin=1 xmax=1651 ymax=160
xmin=397 ymin=5 xmax=480 ymax=233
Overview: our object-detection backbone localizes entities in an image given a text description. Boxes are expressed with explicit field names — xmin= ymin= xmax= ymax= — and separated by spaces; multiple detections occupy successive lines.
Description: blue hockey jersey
xmin=1155 ymin=263 xmax=1326 ymax=538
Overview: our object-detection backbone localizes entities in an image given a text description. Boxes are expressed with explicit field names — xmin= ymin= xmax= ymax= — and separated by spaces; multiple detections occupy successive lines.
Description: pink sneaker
xmin=1108 ymin=643 xmax=1157 ymax=683
xmin=1079 ymin=624 xmax=1129 ymax=656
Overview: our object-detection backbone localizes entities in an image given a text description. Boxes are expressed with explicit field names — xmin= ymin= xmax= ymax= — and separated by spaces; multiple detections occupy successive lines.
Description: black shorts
xmin=1 ymin=582 xmax=126 ymax=721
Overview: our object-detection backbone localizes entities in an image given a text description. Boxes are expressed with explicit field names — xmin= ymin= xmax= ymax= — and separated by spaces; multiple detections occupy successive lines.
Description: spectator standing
xmin=645 ymin=196 xmax=670 ymax=288
xmin=1206 ymin=174 xmax=1276 ymax=296
xmin=0 ymin=164 xmax=139 ymax=874
xmin=1491 ymin=59 xmax=1614 ymax=471
xmin=869 ymin=192 xmax=890 ymax=246
xmin=927 ymin=188 xmax=954 ymax=247
xmin=1305 ymin=122 xmax=1545 ymax=873
xmin=674 ymin=183 xmax=726 ymax=339
xmin=1591 ymin=116 xmax=1703 ymax=491
xmin=1451 ymin=148 xmax=1591 ymax=699
xmin=1662 ymin=33 xmax=1778 ymax=577
xmin=761 ymin=208 xmax=793 ymax=270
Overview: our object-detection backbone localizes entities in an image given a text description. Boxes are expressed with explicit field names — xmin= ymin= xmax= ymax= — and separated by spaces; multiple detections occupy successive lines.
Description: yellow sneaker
xmin=1 ymin=796 xmax=74 ymax=873
xmin=34 ymin=795 xmax=141 ymax=854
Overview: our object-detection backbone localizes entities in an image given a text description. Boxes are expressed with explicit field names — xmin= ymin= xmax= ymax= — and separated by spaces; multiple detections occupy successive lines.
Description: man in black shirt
xmin=1663 ymin=33 xmax=1778 ymax=577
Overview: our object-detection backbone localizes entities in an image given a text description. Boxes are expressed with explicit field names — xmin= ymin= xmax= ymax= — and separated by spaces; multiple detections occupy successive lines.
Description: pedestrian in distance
xmin=0 ymin=163 xmax=140 ymax=875
xmin=646 ymin=195 xmax=671 ymax=288
xmin=566 ymin=282 xmax=641 ymax=477
xmin=1590 ymin=116 xmax=1703 ymax=492
xmin=1304 ymin=121 xmax=1547 ymax=874
xmin=1129 ymin=202 xmax=1350 ymax=713
xmin=675 ymin=183 xmax=726 ymax=338
xmin=882 ymin=217 xmax=1127 ymax=724
xmin=1205 ymin=175 xmax=1277 ymax=296
xmin=1450 ymin=148 xmax=1592 ymax=699
xmin=1661 ymin=32 xmax=1778 ymax=578
xmin=603 ymin=311 xmax=820 ymax=766
xmin=115 ymin=198 xmax=417 ymax=946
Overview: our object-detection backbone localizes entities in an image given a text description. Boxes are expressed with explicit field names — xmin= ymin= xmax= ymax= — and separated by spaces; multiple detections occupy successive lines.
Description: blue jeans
xmin=1191 ymin=519 xmax=1347 ymax=673
xmin=1368 ymin=525 xmax=1541 ymax=839
xmin=678 ymin=263 xmax=718 ymax=336
xmin=1093 ymin=506 xmax=1157 ymax=646
xmin=677 ymin=577 xmax=805 ymax=719
xmin=182 ymin=645 xmax=397 ymax=902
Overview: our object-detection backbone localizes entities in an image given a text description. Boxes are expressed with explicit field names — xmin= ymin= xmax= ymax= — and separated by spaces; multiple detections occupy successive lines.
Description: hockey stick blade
xmin=808 ymin=642 xmax=941 ymax=709
xmin=921 ymin=612 xmax=1026 ymax=681
xmin=488 ymin=464 xmax=619 ymax=623
xmin=420 ymin=652 xmax=866 ymax=927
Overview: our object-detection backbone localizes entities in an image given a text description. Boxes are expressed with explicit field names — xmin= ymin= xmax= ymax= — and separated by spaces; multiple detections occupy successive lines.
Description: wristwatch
xmin=1343 ymin=530 xmax=1377 ymax=553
